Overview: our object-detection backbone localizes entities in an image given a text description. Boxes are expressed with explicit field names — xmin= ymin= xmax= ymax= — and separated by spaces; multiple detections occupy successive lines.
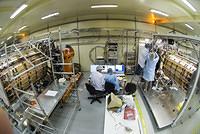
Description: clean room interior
xmin=0 ymin=0 xmax=200 ymax=134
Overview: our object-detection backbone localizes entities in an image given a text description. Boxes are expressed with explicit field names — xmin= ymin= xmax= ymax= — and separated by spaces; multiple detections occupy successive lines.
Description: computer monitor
xmin=90 ymin=65 xmax=125 ymax=74
xmin=90 ymin=65 xmax=98 ymax=72
xmin=115 ymin=65 xmax=125 ymax=74
xmin=90 ymin=65 xmax=108 ymax=73
xmin=107 ymin=65 xmax=115 ymax=73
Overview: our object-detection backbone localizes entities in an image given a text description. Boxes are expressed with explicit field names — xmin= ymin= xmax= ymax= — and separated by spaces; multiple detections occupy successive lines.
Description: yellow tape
xmin=135 ymin=97 xmax=147 ymax=134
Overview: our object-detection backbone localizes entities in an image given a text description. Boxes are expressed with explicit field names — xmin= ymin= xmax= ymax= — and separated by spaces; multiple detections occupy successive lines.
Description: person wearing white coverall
xmin=143 ymin=51 xmax=159 ymax=91
xmin=89 ymin=65 xmax=105 ymax=91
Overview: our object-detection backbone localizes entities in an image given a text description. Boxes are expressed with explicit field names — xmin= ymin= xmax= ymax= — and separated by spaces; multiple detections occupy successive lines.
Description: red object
xmin=124 ymin=106 xmax=136 ymax=120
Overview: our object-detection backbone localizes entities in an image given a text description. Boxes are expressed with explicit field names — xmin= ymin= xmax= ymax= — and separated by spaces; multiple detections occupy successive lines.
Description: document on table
xmin=45 ymin=90 xmax=58 ymax=97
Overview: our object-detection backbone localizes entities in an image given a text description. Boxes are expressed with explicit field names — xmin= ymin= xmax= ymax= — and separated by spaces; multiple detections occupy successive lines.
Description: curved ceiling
xmin=0 ymin=0 xmax=200 ymax=39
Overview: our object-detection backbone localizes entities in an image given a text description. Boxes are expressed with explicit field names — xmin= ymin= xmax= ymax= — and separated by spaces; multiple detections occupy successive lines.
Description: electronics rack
xmin=125 ymin=51 xmax=136 ymax=74
xmin=106 ymin=42 xmax=118 ymax=64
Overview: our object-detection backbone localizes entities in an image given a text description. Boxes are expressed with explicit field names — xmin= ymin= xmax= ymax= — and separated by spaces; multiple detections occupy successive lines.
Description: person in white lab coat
xmin=143 ymin=51 xmax=159 ymax=91
xmin=135 ymin=43 xmax=151 ymax=76
xmin=89 ymin=65 xmax=105 ymax=91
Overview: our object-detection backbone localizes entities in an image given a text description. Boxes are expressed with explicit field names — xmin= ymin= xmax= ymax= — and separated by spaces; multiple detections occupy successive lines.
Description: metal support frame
xmin=146 ymin=34 xmax=200 ymax=128
xmin=3 ymin=38 xmax=57 ymax=133
xmin=39 ymin=28 xmax=81 ymax=133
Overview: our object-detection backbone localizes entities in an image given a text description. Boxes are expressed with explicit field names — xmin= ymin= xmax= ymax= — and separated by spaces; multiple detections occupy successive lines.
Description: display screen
xmin=90 ymin=65 xmax=125 ymax=74
xmin=90 ymin=65 xmax=99 ymax=72
xmin=115 ymin=65 xmax=125 ymax=73
xmin=107 ymin=65 xmax=115 ymax=72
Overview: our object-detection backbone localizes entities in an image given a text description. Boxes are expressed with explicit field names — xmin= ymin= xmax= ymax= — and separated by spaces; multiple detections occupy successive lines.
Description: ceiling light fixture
xmin=91 ymin=4 xmax=118 ymax=8
xmin=7 ymin=36 xmax=13 ymax=40
xmin=182 ymin=0 xmax=196 ymax=12
xmin=0 ymin=27 xmax=2 ymax=31
xmin=18 ymin=26 xmax=27 ymax=32
xmin=185 ymin=24 xmax=194 ymax=30
xmin=150 ymin=9 xmax=169 ymax=17
xmin=41 ymin=12 xmax=60 ymax=20
xmin=1 ymin=41 xmax=4 ymax=44
xmin=10 ymin=4 xmax=28 ymax=19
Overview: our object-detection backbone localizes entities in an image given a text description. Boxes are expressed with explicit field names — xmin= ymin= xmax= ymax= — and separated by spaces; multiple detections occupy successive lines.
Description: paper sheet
xmin=45 ymin=90 xmax=58 ymax=97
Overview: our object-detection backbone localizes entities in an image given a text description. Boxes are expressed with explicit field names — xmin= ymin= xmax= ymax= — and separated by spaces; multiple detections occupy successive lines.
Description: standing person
xmin=104 ymin=68 xmax=120 ymax=92
xmin=143 ymin=51 xmax=159 ymax=91
xmin=135 ymin=43 xmax=151 ymax=76
xmin=89 ymin=65 xmax=105 ymax=91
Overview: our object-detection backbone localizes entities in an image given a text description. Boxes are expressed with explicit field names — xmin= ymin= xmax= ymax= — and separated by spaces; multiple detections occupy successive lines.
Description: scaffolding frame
xmin=0 ymin=29 xmax=81 ymax=133
xmin=30 ymin=29 xmax=81 ymax=133
xmin=3 ymin=39 xmax=57 ymax=133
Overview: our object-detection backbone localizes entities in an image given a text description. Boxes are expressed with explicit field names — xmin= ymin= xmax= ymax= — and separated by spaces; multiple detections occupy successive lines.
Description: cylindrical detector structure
xmin=163 ymin=54 xmax=197 ymax=91
xmin=63 ymin=45 xmax=75 ymax=73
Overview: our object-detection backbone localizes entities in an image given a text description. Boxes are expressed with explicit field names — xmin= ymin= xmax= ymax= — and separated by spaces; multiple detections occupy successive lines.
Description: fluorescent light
xmin=41 ymin=12 xmax=60 ymax=20
xmin=91 ymin=4 xmax=118 ymax=8
xmin=150 ymin=9 xmax=169 ymax=17
xmin=7 ymin=36 xmax=13 ymax=40
xmin=182 ymin=0 xmax=196 ymax=12
xmin=18 ymin=26 xmax=27 ymax=31
xmin=0 ymin=27 xmax=2 ymax=31
xmin=185 ymin=24 xmax=194 ymax=30
xmin=10 ymin=4 xmax=28 ymax=19
xmin=1 ymin=41 xmax=4 ymax=44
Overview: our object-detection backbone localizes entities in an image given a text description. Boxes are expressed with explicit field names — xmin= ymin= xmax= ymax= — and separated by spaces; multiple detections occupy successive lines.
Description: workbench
xmin=104 ymin=95 xmax=143 ymax=134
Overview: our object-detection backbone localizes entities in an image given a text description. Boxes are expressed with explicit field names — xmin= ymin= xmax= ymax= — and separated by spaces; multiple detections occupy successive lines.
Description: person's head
xmin=145 ymin=43 xmax=152 ymax=50
xmin=96 ymin=65 xmax=103 ymax=72
xmin=107 ymin=68 xmax=113 ymax=75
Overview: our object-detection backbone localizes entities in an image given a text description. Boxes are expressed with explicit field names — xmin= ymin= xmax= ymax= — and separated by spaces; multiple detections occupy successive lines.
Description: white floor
xmin=51 ymin=73 xmax=200 ymax=134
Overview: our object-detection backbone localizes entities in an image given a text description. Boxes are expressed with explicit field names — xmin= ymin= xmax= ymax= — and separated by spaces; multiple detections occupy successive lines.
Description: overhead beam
xmin=156 ymin=15 xmax=200 ymax=24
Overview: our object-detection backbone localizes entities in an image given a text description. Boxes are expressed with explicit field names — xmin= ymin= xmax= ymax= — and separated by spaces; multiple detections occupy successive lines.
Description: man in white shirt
xmin=135 ymin=43 xmax=151 ymax=75
xmin=89 ymin=65 xmax=105 ymax=91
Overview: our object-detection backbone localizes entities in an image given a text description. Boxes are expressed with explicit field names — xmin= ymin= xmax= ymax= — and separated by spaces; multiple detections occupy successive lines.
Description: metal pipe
xmin=53 ymin=72 xmax=74 ymax=75
xmin=30 ymin=44 xmax=51 ymax=60
xmin=53 ymin=63 xmax=73 ymax=65
xmin=47 ymin=34 xmax=57 ymax=82
xmin=32 ymin=57 xmax=46 ymax=63
xmin=21 ymin=101 xmax=42 ymax=111
xmin=13 ymin=88 xmax=34 ymax=96
xmin=26 ymin=110 xmax=45 ymax=121
xmin=28 ymin=118 xmax=55 ymax=131
xmin=77 ymin=17 xmax=81 ymax=65
xmin=38 ymin=128 xmax=54 ymax=134
xmin=13 ymin=45 xmax=34 ymax=67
